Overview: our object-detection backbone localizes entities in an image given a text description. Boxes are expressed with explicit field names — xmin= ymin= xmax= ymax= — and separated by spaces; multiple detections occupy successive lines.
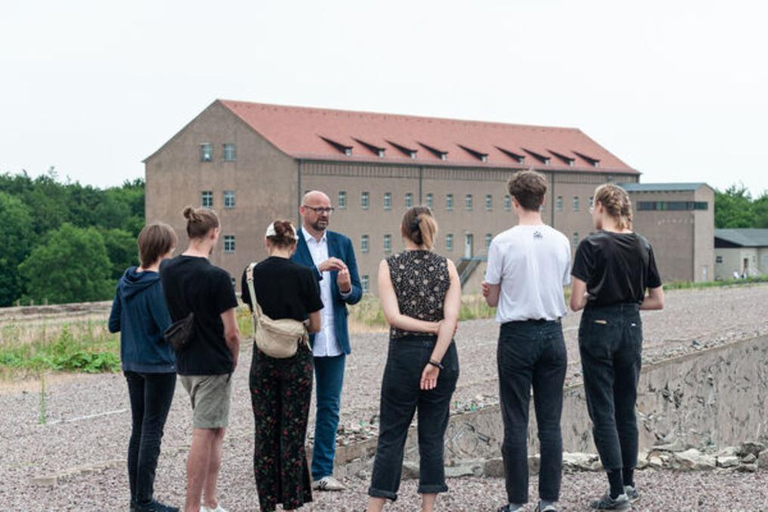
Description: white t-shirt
xmin=485 ymin=224 xmax=572 ymax=323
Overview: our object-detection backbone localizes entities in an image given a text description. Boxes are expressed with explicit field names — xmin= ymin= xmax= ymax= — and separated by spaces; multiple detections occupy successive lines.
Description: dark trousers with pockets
xmin=578 ymin=304 xmax=643 ymax=474
xmin=125 ymin=371 xmax=176 ymax=507
xmin=312 ymin=353 xmax=346 ymax=481
xmin=498 ymin=320 xmax=567 ymax=505
xmin=369 ymin=335 xmax=459 ymax=501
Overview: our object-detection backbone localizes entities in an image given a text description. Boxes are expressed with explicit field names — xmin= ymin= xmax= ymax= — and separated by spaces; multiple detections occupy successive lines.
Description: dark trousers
xmin=311 ymin=353 xmax=346 ymax=480
xmin=578 ymin=305 xmax=643 ymax=473
xmin=369 ymin=336 xmax=459 ymax=501
xmin=250 ymin=344 xmax=314 ymax=512
xmin=124 ymin=371 xmax=176 ymax=507
xmin=498 ymin=320 xmax=567 ymax=505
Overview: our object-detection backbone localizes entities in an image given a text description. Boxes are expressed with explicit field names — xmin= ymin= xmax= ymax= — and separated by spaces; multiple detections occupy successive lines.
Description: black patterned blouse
xmin=387 ymin=250 xmax=451 ymax=339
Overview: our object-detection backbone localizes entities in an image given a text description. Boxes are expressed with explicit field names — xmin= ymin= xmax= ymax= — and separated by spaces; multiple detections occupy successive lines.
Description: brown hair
xmin=182 ymin=206 xmax=220 ymax=239
xmin=507 ymin=170 xmax=548 ymax=211
xmin=594 ymin=183 xmax=634 ymax=230
xmin=401 ymin=206 xmax=438 ymax=250
xmin=137 ymin=223 xmax=177 ymax=268
xmin=266 ymin=219 xmax=298 ymax=249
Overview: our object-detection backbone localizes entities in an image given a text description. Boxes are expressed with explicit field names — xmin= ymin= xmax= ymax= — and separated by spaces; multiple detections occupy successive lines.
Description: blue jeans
xmin=578 ymin=304 xmax=643 ymax=473
xmin=125 ymin=371 xmax=176 ymax=507
xmin=312 ymin=354 xmax=346 ymax=480
xmin=369 ymin=335 xmax=459 ymax=501
xmin=498 ymin=320 xmax=566 ymax=505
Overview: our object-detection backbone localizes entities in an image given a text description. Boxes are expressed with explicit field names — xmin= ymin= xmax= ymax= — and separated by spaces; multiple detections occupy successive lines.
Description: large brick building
xmin=144 ymin=100 xmax=706 ymax=293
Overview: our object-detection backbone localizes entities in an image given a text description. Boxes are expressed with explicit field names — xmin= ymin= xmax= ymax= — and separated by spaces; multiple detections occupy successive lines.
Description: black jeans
xmin=369 ymin=335 xmax=459 ymax=501
xmin=125 ymin=371 xmax=176 ymax=507
xmin=498 ymin=320 xmax=567 ymax=505
xmin=578 ymin=304 xmax=643 ymax=473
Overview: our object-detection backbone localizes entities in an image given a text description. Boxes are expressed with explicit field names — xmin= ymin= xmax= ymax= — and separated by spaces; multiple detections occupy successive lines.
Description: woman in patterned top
xmin=366 ymin=206 xmax=462 ymax=512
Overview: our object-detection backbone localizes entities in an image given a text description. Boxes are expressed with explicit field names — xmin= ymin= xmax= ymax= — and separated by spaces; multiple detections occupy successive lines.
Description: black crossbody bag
xmin=164 ymin=312 xmax=195 ymax=352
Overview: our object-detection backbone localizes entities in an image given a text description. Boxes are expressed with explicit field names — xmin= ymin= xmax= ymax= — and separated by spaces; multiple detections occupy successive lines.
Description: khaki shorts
xmin=179 ymin=373 xmax=233 ymax=429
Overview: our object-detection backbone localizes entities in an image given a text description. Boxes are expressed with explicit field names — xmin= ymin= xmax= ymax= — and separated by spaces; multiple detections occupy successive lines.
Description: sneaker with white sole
xmin=535 ymin=503 xmax=558 ymax=512
xmin=200 ymin=505 xmax=228 ymax=512
xmin=312 ymin=476 xmax=346 ymax=491
xmin=590 ymin=492 xmax=631 ymax=510
xmin=624 ymin=485 xmax=639 ymax=502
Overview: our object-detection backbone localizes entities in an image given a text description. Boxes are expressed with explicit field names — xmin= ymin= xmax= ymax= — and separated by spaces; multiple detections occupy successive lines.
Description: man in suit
xmin=293 ymin=190 xmax=363 ymax=492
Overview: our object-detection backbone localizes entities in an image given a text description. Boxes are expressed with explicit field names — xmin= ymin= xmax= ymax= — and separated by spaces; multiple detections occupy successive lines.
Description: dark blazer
xmin=291 ymin=229 xmax=363 ymax=355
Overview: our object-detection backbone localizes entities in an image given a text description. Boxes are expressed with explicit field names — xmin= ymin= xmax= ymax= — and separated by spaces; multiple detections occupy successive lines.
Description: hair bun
xmin=182 ymin=206 xmax=197 ymax=222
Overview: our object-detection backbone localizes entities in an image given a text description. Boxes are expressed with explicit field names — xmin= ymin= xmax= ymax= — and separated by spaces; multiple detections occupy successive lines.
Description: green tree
xmin=0 ymin=192 xmax=35 ymax=306
xmin=754 ymin=193 xmax=768 ymax=229
xmin=18 ymin=224 xmax=114 ymax=304
xmin=102 ymin=228 xmax=139 ymax=280
xmin=714 ymin=184 xmax=756 ymax=228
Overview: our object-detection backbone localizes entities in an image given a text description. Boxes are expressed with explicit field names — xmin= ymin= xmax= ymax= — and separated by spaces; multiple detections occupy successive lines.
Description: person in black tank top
xmin=570 ymin=184 xmax=664 ymax=510
xmin=366 ymin=207 xmax=461 ymax=512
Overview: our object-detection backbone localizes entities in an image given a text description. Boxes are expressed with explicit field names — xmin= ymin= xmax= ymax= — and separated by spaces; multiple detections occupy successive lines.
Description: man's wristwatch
xmin=428 ymin=359 xmax=444 ymax=370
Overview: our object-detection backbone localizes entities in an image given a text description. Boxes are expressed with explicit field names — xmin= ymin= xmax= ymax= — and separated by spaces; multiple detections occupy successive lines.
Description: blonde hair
xmin=594 ymin=183 xmax=633 ymax=230
xmin=401 ymin=206 xmax=438 ymax=250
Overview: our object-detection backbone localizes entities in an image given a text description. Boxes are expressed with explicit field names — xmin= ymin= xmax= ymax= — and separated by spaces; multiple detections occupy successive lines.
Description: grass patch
xmin=0 ymin=321 xmax=120 ymax=375
xmin=347 ymin=294 xmax=497 ymax=330
xmin=664 ymin=276 xmax=768 ymax=290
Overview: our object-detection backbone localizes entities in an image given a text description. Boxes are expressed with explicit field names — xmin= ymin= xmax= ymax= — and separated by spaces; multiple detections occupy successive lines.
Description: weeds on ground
xmin=664 ymin=276 xmax=768 ymax=290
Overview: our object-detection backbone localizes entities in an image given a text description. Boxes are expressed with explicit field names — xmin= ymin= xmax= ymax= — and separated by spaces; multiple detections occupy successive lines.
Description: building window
xmin=201 ymin=191 xmax=213 ymax=208
xmin=384 ymin=192 xmax=392 ymax=211
xmin=556 ymin=196 xmax=563 ymax=212
xmin=573 ymin=196 xmax=580 ymax=212
xmin=572 ymin=232 xmax=579 ymax=247
xmin=485 ymin=233 xmax=493 ymax=250
xmin=504 ymin=195 xmax=512 ymax=212
xmin=338 ymin=191 xmax=347 ymax=209
xmin=446 ymin=194 xmax=454 ymax=211
xmin=222 ymin=143 xmax=236 ymax=161
xmin=716 ymin=256 xmax=723 ymax=264
xmin=465 ymin=194 xmax=473 ymax=211
xmin=361 ymin=275 xmax=370 ymax=293
xmin=362 ymin=192 xmax=370 ymax=210
xmin=405 ymin=193 xmax=413 ymax=208
xmin=426 ymin=193 xmax=434 ymax=209
xmin=224 ymin=235 xmax=235 ymax=254
xmin=445 ymin=234 xmax=454 ymax=251
xmin=637 ymin=201 xmax=710 ymax=211
xmin=383 ymin=234 xmax=392 ymax=253
xmin=223 ymin=191 xmax=235 ymax=209
xmin=589 ymin=196 xmax=594 ymax=208
xmin=200 ymin=143 xmax=213 ymax=162
xmin=485 ymin=194 xmax=493 ymax=211
xmin=230 ymin=277 xmax=237 ymax=289
xmin=361 ymin=235 xmax=369 ymax=253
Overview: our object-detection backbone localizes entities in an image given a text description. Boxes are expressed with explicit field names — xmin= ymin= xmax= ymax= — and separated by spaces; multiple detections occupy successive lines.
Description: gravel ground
xmin=2 ymin=283 xmax=768 ymax=510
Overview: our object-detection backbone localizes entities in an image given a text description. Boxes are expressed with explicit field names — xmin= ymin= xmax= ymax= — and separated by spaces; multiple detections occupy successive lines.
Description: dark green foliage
xmin=714 ymin=183 xmax=768 ymax=229
xmin=0 ymin=170 xmax=145 ymax=305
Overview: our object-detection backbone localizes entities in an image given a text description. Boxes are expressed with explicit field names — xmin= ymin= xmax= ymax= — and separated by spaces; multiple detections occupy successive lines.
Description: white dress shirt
xmin=303 ymin=229 xmax=343 ymax=357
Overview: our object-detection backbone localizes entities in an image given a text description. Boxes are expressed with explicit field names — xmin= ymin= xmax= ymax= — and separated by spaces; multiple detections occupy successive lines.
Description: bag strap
xmin=246 ymin=262 xmax=263 ymax=322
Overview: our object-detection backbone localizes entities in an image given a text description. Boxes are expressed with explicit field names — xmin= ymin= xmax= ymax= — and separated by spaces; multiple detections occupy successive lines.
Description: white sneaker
xmin=312 ymin=475 xmax=346 ymax=491
xmin=200 ymin=505 xmax=229 ymax=512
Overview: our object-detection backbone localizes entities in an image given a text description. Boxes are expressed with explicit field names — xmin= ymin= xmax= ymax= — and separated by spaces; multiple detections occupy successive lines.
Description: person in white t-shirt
xmin=482 ymin=170 xmax=571 ymax=512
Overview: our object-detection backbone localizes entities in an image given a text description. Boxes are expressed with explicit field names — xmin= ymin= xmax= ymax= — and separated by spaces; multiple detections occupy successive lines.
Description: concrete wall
xmin=145 ymin=101 xmax=298 ymax=284
xmin=715 ymin=248 xmax=761 ymax=279
xmin=335 ymin=334 xmax=768 ymax=475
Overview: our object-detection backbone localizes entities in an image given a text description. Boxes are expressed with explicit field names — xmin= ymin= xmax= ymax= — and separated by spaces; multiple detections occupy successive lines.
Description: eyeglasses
xmin=303 ymin=206 xmax=335 ymax=214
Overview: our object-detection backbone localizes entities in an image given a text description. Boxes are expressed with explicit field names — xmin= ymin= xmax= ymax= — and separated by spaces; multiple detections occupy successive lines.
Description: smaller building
xmin=620 ymin=183 xmax=715 ymax=283
xmin=714 ymin=229 xmax=768 ymax=280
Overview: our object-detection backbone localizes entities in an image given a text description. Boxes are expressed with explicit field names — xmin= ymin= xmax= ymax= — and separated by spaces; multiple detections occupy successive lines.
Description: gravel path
xmin=2 ymin=283 xmax=768 ymax=510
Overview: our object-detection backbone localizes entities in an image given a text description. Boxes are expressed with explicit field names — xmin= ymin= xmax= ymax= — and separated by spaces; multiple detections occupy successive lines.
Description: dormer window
xmin=378 ymin=149 xmax=385 ymax=158
xmin=496 ymin=147 xmax=526 ymax=164
xmin=574 ymin=151 xmax=601 ymax=168
xmin=353 ymin=138 xmax=386 ymax=158
xmin=320 ymin=136 xmax=353 ymax=156
xmin=419 ymin=142 xmax=448 ymax=161
xmin=386 ymin=140 xmax=419 ymax=159
xmin=459 ymin=145 xmax=488 ymax=163
xmin=523 ymin=148 xmax=550 ymax=165
xmin=344 ymin=148 xmax=352 ymax=157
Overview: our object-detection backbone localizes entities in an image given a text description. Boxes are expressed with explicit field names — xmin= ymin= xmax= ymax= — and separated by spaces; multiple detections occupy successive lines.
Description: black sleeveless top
xmin=387 ymin=250 xmax=450 ymax=339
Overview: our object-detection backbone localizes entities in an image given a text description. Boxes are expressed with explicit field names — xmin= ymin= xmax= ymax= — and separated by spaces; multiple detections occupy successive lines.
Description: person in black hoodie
xmin=109 ymin=223 xmax=179 ymax=512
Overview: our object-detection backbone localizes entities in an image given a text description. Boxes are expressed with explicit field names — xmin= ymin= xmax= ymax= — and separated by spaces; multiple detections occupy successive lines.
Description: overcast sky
xmin=1 ymin=0 xmax=766 ymax=196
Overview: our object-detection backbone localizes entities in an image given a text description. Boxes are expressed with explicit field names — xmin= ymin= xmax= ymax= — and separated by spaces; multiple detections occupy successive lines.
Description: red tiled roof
xmin=218 ymin=99 xmax=637 ymax=174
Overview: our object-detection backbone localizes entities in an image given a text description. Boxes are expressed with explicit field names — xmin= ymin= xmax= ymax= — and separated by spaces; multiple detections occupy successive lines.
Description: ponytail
xmin=401 ymin=206 xmax=438 ymax=250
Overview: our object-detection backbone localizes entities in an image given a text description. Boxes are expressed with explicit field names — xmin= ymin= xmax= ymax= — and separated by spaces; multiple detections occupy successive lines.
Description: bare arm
xmin=421 ymin=260 xmax=461 ymax=390
xmin=307 ymin=310 xmax=322 ymax=333
xmin=640 ymin=286 xmax=665 ymax=311
xmin=377 ymin=260 xmax=440 ymax=334
xmin=570 ymin=277 xmax=589 ymax=312
xmin=220 ymin=307 xmax=241 ymax=370
xmin=482 ymin=282 xmax=500 ymax=307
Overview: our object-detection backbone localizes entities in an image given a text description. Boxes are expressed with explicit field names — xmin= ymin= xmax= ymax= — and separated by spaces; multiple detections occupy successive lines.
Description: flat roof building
xmin=715 ymin=229 xmax=768 ymax=279
xmin=145 ymin=100 xmax=708 ymax=293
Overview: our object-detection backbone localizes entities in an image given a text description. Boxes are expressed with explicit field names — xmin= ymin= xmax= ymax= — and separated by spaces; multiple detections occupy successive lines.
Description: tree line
xmin=0 ymin=172 xmax=766 ymax=307
xmin=0 ymin=169 xmax=143 ymax=307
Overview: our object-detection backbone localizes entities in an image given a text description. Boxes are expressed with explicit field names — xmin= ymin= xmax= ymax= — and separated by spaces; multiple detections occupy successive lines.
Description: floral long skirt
xmin=250 ymin=343 xmax=314 ymax=512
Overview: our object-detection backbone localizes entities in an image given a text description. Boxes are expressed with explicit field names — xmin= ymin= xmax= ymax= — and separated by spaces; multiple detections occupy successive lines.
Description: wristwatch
xmin=428 ymin=359 xmax=444 ymax=370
